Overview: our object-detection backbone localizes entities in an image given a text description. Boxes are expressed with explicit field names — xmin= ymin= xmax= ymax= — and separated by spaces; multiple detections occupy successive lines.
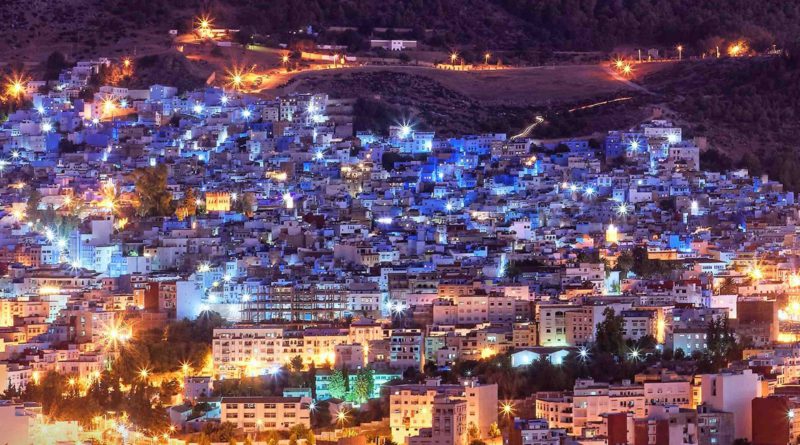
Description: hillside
xmin=639 ymin=53 xmax=800 ymax=190
xmin=4 ymin=0 xmax=800 ymax=64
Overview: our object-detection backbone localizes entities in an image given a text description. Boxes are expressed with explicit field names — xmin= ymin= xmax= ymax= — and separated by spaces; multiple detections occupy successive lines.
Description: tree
xmin=26 ymin=189 xmax=42 ymax=220
xmin=131 ymin=165 xmax=174 ymax=217
xmin=44 ymin=51 xmax=68 ymax=80
xmin=707 ymin=315 xmax=736 ymax=370
xmin=328 ymin=368 xmax=348 ymax=400
xmin=176 ymin=187 xmax=198 ymax=220
xmin=351 ymin=368 xmax=375 ymax=403
xmin=488 ymin=422 xmax=501 ymax=438
xmin=289 ymin=433 xmax=298 ymax=445
xmin=595 ymin=307 xmax=625 ymax=356
xmin=468 ymin=422 xmax=480 ymax=441
xmin=290 ymin=355 xmax=304 ymax=373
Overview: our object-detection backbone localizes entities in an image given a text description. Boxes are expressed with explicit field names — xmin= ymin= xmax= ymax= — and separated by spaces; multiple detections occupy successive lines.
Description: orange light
xmin=622 ymin=64 xmax=633 ymax=75
xmin=225 ymin=66 xmax=249 ymax=91
xmin=727 ymin=41 xmax=747 ymax=57
xmin=101 ymin=97 xmax=117 ymax=117
xmin=5 ymin=73 xmax=28 ymax=99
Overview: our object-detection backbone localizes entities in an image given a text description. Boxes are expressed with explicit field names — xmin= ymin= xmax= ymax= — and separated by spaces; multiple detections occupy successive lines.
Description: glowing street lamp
xmin=101 ymin=98 xmax=117 ymax=117
xmin=450 ymin=52 xmax=458 ymax=65
xmin=484 ymin=52 xmax=491 ymax=64
xmin=500 ymin=402 xmax=515 ymax=417
xmin=5 ymin=74 xmax=28 ymax=100
xmin=621 ymin=63 xmax=632 ymax=76
xmin=226 ymin=66 xmax=248 ymax=91
xmin=578 ymin=347 xmax=590 ymax=361
xmin=728 ymin=41 xmax=746 ymax=57
xmin=676 ymin=45 xmax=683 ymax=60
xmin=336 ymin=408 xmax=349 ymax=425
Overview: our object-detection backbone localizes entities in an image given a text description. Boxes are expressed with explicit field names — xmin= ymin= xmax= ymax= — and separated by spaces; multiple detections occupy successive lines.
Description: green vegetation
xmin=130 ymin=165 xmax=175 ymax=217
xmin=15 ymin=370 xmax=169 ymax=435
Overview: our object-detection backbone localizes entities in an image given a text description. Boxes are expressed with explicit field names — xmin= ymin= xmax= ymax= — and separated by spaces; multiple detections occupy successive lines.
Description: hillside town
xmin=1 ymin=56 xmax=800 ymax=445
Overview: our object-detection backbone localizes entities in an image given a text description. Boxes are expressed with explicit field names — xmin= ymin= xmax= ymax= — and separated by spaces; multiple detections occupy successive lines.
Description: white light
xmin=11 ymin=151 xmax=19 ymax=159
xmin=242 ymin=294 xmax=251 ymax=302
xmin=569 ymin=184 xmax=578 ymax=192
xmin=92 ymin=117 xmax=100 ymax=125
xmin=36 ymin=106 xmax=45 ymax=114
xmin=630 ymin=140 xmax=640 ymax=150
xmin=231 ymin=192 xmax=238 ymax=201
xmin=309 ymin=402 xmax=317 ymax=411
xmin=220 ymin=95 xmax=229 ymax=105
xmin=579 ymin=347 xmax=589 ymax=359
xmin=119 ymin=99 xmax=128 ymax=109
xmin=584 ymin=186 xmax=595 ymax=196
xmin=193 ymin=104 xmax=204 ymax=114
xmin=314 ymin=151 xmax=324 ymax=161
xmin=377 ymin=217 xmax=393 ymax=224
xmin=199 ymin=304 xmax=209 ymax=313
xmin=242 ymin=109 xmax=252 ymax=119
xmin=268 ymin=365 xmax=280 ymax=376
xmin=57 ymin=238 xmax=67 ymax=249
xmin=41 ymin=122 xmax=53 ymax=133
xmin=445 ymin=202 xmax=453 ymax=212
xmin=399 ymin=125 xmax=412 ymax=139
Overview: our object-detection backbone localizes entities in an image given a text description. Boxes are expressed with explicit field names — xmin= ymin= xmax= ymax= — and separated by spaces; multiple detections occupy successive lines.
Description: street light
xmin=484 ymin=52 xmax=491 ymax=64
xmin=501 ymin=402 xmax=515 ymax=417
xmin=336 ymin=408 xmax=349 ymax=426
xmin=450 ymin=52 xmax=458 ymax=65
xmin=677 ymin=45 xmax=683 ymax=60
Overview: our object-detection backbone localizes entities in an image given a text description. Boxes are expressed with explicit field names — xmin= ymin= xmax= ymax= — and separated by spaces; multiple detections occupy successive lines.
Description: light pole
xmin=677 ymin=45 xmax=683 ymax=60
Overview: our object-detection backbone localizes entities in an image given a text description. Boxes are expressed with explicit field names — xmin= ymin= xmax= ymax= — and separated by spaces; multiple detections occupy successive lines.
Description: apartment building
xmin=389 ymin=379 xmax=498 ymax=445
xmin=220 ymin=396 xmax=311 ymax=432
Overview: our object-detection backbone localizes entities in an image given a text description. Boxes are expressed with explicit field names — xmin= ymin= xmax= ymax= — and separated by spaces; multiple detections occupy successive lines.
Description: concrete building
xmin=700 ymin=370 xmax=761 ymax=441
xmin=220 ymin=396 xmax=311 ymax=432
xmin=389 ymin=379 xmax=497 ymax=445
